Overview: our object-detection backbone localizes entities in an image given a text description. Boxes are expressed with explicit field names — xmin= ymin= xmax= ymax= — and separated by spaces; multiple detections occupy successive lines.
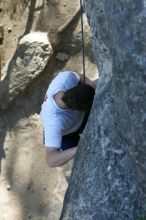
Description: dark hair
xmin=61 ymin=84 xmax=95 ymax=112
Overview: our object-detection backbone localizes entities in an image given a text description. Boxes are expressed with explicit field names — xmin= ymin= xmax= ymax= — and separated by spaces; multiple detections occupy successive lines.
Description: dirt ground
xmin=0 ymin=1 xmax=98 ymax=220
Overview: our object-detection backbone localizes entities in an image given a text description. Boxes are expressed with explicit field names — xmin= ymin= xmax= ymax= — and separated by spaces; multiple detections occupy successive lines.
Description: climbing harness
xmin=80 ymin=0 xmax=86 ymax=84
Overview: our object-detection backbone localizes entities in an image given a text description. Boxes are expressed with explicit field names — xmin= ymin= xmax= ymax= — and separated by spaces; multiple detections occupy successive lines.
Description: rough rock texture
xmin=0 ymin=32 xmax=52 ymax=109
xmin=60 ymin=1 xmax=146 ymax=220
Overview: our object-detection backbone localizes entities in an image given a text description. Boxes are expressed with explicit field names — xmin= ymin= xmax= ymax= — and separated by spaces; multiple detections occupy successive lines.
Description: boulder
xmin=56 ymin=52 xmax=69 ymax=61
xmin=60 ymin=1 xmax=146 ymax=220
xmin=0 ymin=32 xmax=53 ymax=109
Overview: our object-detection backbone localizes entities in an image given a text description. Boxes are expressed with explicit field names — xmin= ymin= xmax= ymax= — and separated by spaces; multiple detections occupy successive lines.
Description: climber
xmin=40 ymin=71 xmax=98 ymax=168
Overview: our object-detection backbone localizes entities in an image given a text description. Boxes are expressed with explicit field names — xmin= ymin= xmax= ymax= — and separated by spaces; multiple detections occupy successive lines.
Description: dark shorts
xmin=60 ymin=111 xmax=90 ymax=151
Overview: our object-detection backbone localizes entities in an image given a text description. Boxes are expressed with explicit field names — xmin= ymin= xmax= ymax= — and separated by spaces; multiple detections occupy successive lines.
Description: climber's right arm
xmin=45 ymin=147 xmax=77 ymax=167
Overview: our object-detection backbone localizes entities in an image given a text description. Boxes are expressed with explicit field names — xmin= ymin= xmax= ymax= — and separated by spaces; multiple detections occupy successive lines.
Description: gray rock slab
xmin=60 ymin=0 xmax=146 ymax=220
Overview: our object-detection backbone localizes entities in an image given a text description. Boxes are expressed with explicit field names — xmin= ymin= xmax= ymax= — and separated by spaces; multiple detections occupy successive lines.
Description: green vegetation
xmin=136 ymin=216 xmax=146 ymax=220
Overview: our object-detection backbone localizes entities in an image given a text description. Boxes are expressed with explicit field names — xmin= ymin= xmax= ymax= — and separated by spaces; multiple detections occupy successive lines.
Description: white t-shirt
xmin=40 ymin=71 xmax=84 ymax=148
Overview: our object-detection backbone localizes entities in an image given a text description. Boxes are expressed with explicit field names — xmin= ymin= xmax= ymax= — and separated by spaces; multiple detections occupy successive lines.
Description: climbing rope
xmin=80 ymin=0 xmax=86 ymax=84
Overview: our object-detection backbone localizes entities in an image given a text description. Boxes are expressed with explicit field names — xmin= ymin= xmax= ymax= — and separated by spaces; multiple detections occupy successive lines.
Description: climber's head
xmin=61 ymin=84 xmax=95 ymax=112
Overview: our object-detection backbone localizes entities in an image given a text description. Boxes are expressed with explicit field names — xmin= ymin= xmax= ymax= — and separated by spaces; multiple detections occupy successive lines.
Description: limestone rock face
xmin=0 ymin=32 xmax=52 ymax=109
xmin=60 ymin=1 xmax=146 ymax=220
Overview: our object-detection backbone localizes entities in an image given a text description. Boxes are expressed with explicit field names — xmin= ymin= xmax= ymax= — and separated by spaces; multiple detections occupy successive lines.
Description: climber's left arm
xmin=75 ymin=72 xmax=98 ymax=89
